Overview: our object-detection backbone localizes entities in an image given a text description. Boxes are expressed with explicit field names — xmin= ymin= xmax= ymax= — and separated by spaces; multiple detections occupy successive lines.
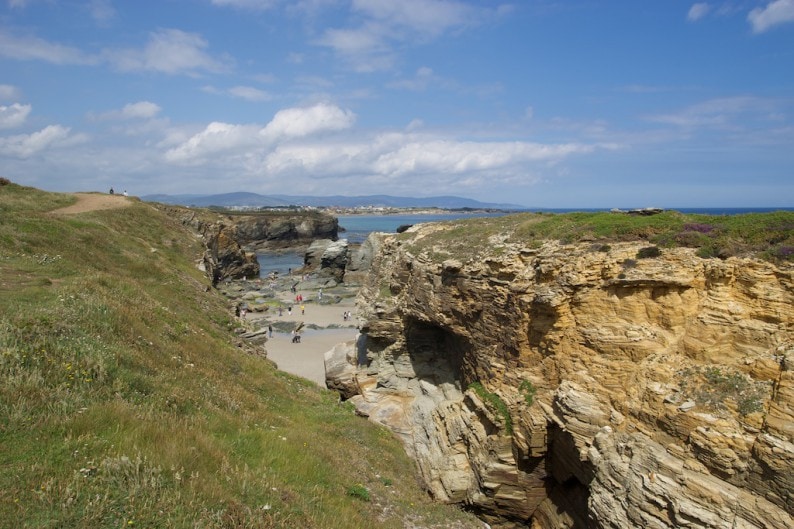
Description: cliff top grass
xmin=0 ymin=182 xmax=479 ymax=529
xmin=398 ymin=209 xmax=794 ymax=264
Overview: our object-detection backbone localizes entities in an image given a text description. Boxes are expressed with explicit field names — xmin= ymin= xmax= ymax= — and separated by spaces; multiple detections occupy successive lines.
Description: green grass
xmin=398 ymin=210 xmax=794 ymax=264
xmin=0 ymin=183 xmax=480 ymax=529
xmin=468 ymin=381 xmax=512 ymax=435
xmin=677 ymin=366 xmax=771 ymax=416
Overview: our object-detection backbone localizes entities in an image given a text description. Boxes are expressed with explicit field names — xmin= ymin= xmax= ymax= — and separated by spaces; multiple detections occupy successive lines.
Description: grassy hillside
xmin=0 ymin=183 xmax=480 ymax=529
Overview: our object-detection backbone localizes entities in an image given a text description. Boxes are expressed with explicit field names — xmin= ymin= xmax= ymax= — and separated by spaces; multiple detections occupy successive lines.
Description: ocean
xmin=256 ymin=208 xmax=792 ymax=277
xmin=256 ymin=212 xmax=503 ymax=276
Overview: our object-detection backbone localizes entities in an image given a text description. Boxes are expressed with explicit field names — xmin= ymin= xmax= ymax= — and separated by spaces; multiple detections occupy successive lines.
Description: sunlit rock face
xmin=327 ymin=226 xmax=793 ymax=529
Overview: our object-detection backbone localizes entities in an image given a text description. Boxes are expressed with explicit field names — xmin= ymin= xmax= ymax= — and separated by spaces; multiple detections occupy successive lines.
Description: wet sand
xmin=246 ymin=296 xmax=358 ymax=386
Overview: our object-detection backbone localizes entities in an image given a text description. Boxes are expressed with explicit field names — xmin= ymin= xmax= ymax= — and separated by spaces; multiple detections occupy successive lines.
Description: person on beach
xmin=301 ymin=304 xmax=305 ymax=315
xmin=268 ymin=324 xmax=273 ymax=338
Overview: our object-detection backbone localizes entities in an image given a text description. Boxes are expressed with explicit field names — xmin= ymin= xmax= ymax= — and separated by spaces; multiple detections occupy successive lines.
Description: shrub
xmin=679 ymin=366 xmax=769 ymax=416
xmin=469 ymin=381 xmax=513 ymax=434
xmin=622 ymin=258 xmax=637 ymax=269
xmin=636 ymin=246 xmax=661 ymax=259
xmin=773 ymin=245 xmax=794 ymax=261
xmin=347 ymin=484 xmax=370 ymax=502
xmin=696 ymin=245 xmax=721 ymax=259
xmin=682 ymin=222 xmax=716 ymax=234
xmin=519 ymin=380 xmax=537 ymax=406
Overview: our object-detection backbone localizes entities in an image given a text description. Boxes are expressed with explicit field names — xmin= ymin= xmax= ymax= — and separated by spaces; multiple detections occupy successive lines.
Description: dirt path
xmin=49 ymin=193 xmax=132 ymax=215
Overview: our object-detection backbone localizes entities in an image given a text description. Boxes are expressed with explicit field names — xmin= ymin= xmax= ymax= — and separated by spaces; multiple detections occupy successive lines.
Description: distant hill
xmin=141 ymin=192 xmax=526 ymax=210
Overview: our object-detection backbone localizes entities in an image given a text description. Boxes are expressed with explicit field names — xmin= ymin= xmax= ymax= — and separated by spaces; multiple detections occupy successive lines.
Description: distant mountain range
xmin=141 ymin=192 xmax=526 ymax=210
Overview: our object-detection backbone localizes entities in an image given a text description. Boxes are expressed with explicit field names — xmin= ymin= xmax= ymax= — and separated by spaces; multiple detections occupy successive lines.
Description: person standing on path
xmin=268 ymin=324 xmax=273 ymax=338
xmin=301 ymin=304 xmax=305 ymax=315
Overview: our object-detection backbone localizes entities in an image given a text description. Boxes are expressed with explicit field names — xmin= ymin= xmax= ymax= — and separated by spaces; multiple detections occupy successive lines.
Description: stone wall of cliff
xmin=328 ymin=224 xmax=793 ymax=528
xmin=233 ymin=212 xmax=338 ymax=248
xmin=155 ymin=206 xmax=338 ymax=284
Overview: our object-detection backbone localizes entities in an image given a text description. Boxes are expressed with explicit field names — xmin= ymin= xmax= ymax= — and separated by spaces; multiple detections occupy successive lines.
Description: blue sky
xmin=1 ymin=0 xmax=792 ymax=208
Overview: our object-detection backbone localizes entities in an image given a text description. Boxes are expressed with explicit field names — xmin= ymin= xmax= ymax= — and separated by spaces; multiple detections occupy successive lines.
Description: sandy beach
xmin=245 ymin=291 xmax=358 ymax=386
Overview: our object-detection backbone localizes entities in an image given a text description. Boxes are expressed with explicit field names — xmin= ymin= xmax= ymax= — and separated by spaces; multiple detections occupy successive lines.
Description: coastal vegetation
xmin=0 ymin=183 xmax=479 ymax=528
xmin=398 ymin=210 xmax=794 ymax=264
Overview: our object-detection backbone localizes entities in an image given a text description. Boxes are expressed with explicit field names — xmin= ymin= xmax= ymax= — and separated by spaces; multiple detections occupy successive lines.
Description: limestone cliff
xmin=327 ymin=221 xmax=793 ymax=528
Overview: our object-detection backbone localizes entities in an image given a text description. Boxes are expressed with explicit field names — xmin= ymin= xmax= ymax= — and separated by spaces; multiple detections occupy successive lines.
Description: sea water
xmin=256 ymin=212 xmax=505 ymax=276
xmin=256 ymin=208 xmax=793 ymax=276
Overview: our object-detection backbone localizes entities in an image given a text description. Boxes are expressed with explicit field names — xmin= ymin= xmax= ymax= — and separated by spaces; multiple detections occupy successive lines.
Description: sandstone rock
xmin=323 ymin=340 xmax=359 ymax=399
xmin=325 ymin=223 xmax=794 ymax=528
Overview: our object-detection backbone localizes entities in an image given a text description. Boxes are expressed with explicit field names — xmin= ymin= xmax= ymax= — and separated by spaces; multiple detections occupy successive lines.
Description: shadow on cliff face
xmin=403 ymin=317 xmax=470 ymax=390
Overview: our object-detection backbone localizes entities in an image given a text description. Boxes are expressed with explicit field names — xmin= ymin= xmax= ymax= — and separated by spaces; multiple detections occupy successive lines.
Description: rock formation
xmin=233 ymin=212 xmax=338 ymax=248
xmin=326 ymin=224 xmax=793 ymax=528
xmin=304 ymin=239 xmax=350 ymax=284
xmin=156 ymin=206 xmax=259 ymax=284
xmin=156 ymin=206 xmax=338 ymax=284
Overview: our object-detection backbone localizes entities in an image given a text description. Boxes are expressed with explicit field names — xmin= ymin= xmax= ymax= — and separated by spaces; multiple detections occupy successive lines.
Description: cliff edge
xmin=328 ymin=213 xmax=793 ymax=528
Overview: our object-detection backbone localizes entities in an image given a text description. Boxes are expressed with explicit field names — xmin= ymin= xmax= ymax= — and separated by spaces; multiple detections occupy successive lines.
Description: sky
xmin=1 ymin=0 xmax=793 ymax=208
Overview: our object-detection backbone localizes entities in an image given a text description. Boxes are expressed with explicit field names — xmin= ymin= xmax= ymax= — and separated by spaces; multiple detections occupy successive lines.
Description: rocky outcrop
xmin=328 ymin=223 xmax=793 ymax=528
xmin=156 ymin=206 xmax=259 ymax=284
xmin=233 ymin=212 xmax=338 ymax=248
xmin=304 ymin=239 xmax=350 ymax=284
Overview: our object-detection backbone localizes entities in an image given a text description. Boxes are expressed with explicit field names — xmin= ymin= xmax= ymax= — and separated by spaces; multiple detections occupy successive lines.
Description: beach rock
xmin=304 ymin=239 xmax=333 ymax=269
xmin=347 ymin=232 xmax=383 ymax=272
xmin=233 ymin=212 xmax=338 ymax=247
xmin=324 ymin=340 xmax=359 ymax=399
xmin=305 ymin=239 xmax=350 ymax=282
xmin=327 ymin=224 xmax=794 ymax=528
xmin=319 ymin=240 xmax=349 ymax=282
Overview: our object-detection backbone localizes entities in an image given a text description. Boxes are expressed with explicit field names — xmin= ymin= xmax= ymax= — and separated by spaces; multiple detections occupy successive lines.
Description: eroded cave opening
xmin=403 ymin=317 xmax=473 ymax=389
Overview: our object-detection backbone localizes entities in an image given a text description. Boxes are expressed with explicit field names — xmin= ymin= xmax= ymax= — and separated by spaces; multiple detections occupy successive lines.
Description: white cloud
xmin=371 ymin=139 xmax=592 ymax=177
xmin=353 ymin=0 xmax=473 ymax=37
xmin=318 ymin=0 xmax=506 ymax=71
xmin=164 ymin=122 xmax=261 ymax=164
xmin=388 ymin=66 xmax=440 ymax=91
xmin=228 ymin=85 xmax=272 ymax=101
xmin=160 ymin=100 xmax=600 ymax=195
xmin=261 ymin=129 xmax=594 ymax=194
xmin=105 ymin=29 xmax=229 ymax=75
xmin=93 ymin=101 xmax=162 ymax=121
xmin=0 ymin=84 xmax=21 ymax=102
xmin=687 ymin=3 xmax=711 ymax=22
xmin=317 ymin=23 xmax=389 ymax=55
xmin=211 ymin=0 xmax=279 ymax=9
xmin=749 ymin=0 xmax=794 ymax=33
xmin=89 ymin=0 xmax=117 ymax=25
xmin=0 ymin=29 xmax=96 ymax=65
xmin=0 ymin=103 xmax=32 ymax=129
xmin=647 ymin=96 xmax=779 ymax=129
xmin=120 ymin=101 xmax=162 ymax=119
xmin=260 ymin=103 xmax=356 ymax=141
xmin=0 ymin=125 xmax=86 ymax=158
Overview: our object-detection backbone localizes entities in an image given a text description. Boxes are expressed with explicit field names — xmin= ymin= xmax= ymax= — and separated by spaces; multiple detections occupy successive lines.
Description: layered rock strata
xmin=157 ymin=206 xmax=337 ymax=284
xmin=327 ymin=226 xmax=793 ymax=528
xmin=233 ymin=212 xmax=338 ymax=248
xmin=158 ymin=206 xmax=259 ymax=284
